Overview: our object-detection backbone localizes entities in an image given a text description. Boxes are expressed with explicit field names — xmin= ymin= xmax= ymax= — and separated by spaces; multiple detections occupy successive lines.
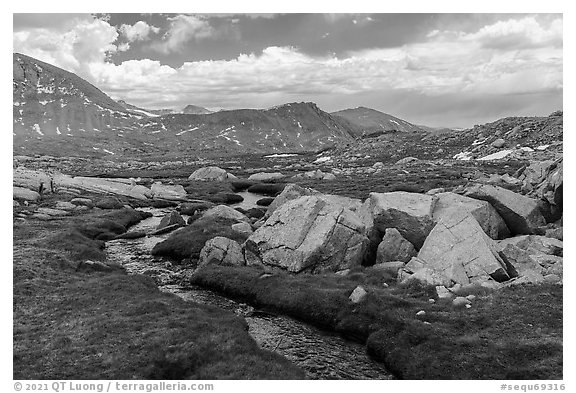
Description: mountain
xmin=331 ymin=107 xmax=424 ymax=137
xmin=117 ymin=100 xmax=174 ymax=117
xmin=137 ymin=102 xmax=356 ymax=153
xmin=182 ymin=104 xmax=212 ymax=115
xmin=13 ymin=53 xmax=356 ymax=157
xmin=13 ymin=53 xmax=139 ymax=138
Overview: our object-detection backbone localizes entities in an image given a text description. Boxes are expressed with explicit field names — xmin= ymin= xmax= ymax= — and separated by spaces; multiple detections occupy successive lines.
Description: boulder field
xmin=187 ymin=161 xmax=563 ymax=291
xmin=14 ymin=160 xmax=563 ymax=291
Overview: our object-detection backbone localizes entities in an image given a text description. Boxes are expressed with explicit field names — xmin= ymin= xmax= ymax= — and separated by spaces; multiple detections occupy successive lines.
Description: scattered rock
xmin=54 ymin=201 xmax=77 ymax=210
xmin=248 ymin=172 xmax=285 ymax=182
xmin=230 ymin=180 xmax=257 ymax=192
xmin=395 ymin=157 xmax=419 ymax=165
xmin=245 ymin=208 xmax=266 ymax=220
xmin=13 ymin=167 xmax=53 ymax=194
xmin=150 ymin=224 xmax=185 ymax=236
xmin=464 ymin=183 xmax=547 ymax=235
xmin=372 ymin=261 xmax=406 ymax=275
xmin=13 ymin=186 xmax=40 ymax=202
xmin=151 ymin=182 xmax=187 ymax=200
xmin=95 ymin=197 xmax=124 ymax=210
xmin=53 ymin=174 xmax=152 ymax=200
xmin=498 ymin=235 xmax=562 ymax=256
xmin=157 ymin=211 xmax=186 ymax=231
xmin=70 ymin=197 xmax=93 ymax=207
xmin=202 ymin=205 xmax=249 ymax=223
xmin=256 ymin=197 xmax=275 ymax=206
xmin=76 ymin=260 xmax=125 ymax=274
xmin=208 ymin=192 xmax=244 ymax=204
xmin=491 ymin=138 xmax=506 ymax=148
xmin=416 ymin=310 xmax=426 ymax=316
xmin=198 ymin=237 xmax=245 ymax=268
xmin=545 ymin=227 xmax=563 ymax=241
xmin=36 ymin=207 xmax=70 ymax=216
xmin=247 ymin=183 xmax=286 ymax=196
xmin=179 ymin=201 xmax=214 ymax=215
xmin=376 ymin=228 xmax=417 ymax=263
xmin=231 ymin=222 xmax=253 ymax=236
xmin=188 ymin=166 xmax=236 ymax=181
xmin=349 ymin=286 xmax=368 ymax=303
xmin=452 ymin=297 xmax=472 ymax=308
xmin=405 ymin=212 xmax=513 ymax=286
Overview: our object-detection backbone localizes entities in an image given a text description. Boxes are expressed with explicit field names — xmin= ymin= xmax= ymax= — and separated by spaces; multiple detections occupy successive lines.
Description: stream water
xmin=105 ymin=207 xmax=392 ymax=380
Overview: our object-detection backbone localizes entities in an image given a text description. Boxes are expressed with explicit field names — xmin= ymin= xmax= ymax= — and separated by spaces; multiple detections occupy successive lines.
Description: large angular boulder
xmin=244 ymin=196 xmax=369 ymax=273
xmin=403 ymin=212 xmax=513 ymax=286
xmin=188 ymin=166 xmax=237 ymax=181
xmin=432 ymin=192 xmax=509 ymax=239
xmin=265 ymin=184 xmax=320 ymax=217
xmin=150 ymin=182 xmax=187 ymax=200
xmin=265 ymin=184 xmax=361 ymax=218
xmin=198 ymin=237 xmax=245 ymax=268
xmin=376 ymin=228 xmax=417 ymax=263
xmin=13 ymin=186 xmax=40 ymax=202
xmin=365 ymin=192 xmax=437 ymax=249
xmin=499 ymin=244 xmax=544 ymax=282
xmin=464 ymin=183 xmax=546 ymax=235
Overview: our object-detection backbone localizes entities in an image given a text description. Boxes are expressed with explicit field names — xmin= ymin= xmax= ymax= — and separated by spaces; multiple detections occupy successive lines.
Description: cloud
xmin=119 ymin=21 xmax=160 ymax=42
xmin=13 ymin=17 xmax=119 ymax=75
xmin=465 ymin=16 xmax=563 ymax=50
xmin=13 ymin=14 xmax=562 ymax=127
xmin=151 ymin=14 xmax=214 ymax=54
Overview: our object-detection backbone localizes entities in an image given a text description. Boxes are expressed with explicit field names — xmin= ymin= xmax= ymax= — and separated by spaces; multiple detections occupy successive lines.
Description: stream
xmin=105 ymin=207 xmax=392 ymax=380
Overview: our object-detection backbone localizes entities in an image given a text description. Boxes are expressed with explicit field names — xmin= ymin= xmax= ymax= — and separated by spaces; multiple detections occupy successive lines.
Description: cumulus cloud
xmin=13 ymin=17 xmax=119 ymax=76
xmin=119 ymin=21 xmax=160 ymax=42
xmin=12 ymin=14 xmax=562 ymax=126
xmin=465 ymin=17 xmax=563 ymax=50
xmin=151 ymin=14 xmax=214 ymax=54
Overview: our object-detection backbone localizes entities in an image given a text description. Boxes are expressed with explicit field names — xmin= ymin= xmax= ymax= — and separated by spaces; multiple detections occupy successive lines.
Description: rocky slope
xmin=13 ymin=53 xmax=358 ymax=157
xmin=331 ymin=107 xmax=424 ymax=137
xmin=13 ymin=53 xmax=138 ymax=138
xmin=135 ymin=102 xmax=357 ymax=153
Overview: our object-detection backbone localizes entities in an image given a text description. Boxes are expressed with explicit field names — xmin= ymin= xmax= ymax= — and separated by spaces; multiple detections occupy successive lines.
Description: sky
xmin=13 ymin=13 xmax=563 ymax=128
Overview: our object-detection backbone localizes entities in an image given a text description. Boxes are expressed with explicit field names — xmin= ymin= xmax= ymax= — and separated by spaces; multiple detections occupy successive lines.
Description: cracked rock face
xmin=265 ymin=183 xmax=362 ymax=219
xmin=464 ymin=183 xmax=547 ymax=235
xmin=198 ymin=237 xmax=245 ymax=268
xmin=432 ymin=192 xmax=510 ymax=240
xmin=366 ymin=192 xmax=437 ymax=249
xmin=244 ymin=195 xmax=369 ymax=273
xmin=406 ymin=212 xmax=513 ymax=286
